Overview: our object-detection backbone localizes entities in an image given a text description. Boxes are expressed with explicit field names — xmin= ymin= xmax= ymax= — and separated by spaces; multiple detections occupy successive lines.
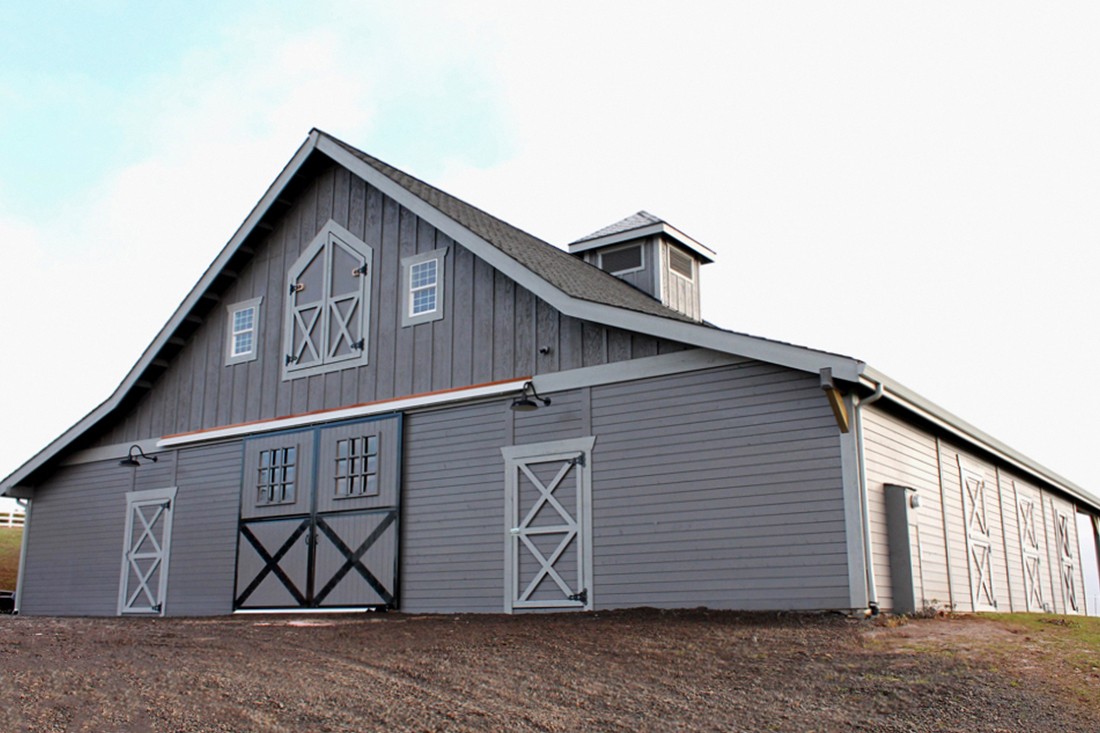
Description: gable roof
xmin=574 ymin=211 xmax=663 ymax=242
xmin=2 ymin=130 xmax=1096 ymax=512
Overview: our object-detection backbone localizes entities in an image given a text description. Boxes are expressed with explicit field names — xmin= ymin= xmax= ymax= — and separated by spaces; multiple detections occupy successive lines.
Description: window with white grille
xmin=225 ymin=297 xmax=263 ymax=365
xmin=401 ymin=247 xmax=449 ymax=327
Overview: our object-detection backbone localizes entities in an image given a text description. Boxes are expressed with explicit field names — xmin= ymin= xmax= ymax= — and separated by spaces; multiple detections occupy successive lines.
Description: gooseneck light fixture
xmin=510 ymin=381 xmax=551 ymax=412
xmin=119 ymin=445 xmax=158 ymax=467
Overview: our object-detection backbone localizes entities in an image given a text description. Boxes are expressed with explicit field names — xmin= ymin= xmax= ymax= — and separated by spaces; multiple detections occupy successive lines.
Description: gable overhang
xmin=0 ymin=132 xmax=326 ymax=496
xmin=5 ymin=130 xmax=1097 ymax=519
xmin=566 ymin=221 xmax=716 ymax=263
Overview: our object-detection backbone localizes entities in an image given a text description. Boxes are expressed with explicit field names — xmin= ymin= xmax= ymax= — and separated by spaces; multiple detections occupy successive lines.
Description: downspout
xmin=13 ymin=498 xmax=30 ymax=615
xmin=854 ymin=381 xmax=884 ymax=614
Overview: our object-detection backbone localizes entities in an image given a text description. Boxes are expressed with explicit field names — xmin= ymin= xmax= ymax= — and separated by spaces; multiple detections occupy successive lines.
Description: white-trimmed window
xmin=401 ymin=247 xmax=448 ymax=327
xmin=598 ymin=243 xmax=644 ymax=275
xmin=284 ymin=220 xmax=373 ymax=379
xmin=225 ymin=296 xmax=263 ymax=365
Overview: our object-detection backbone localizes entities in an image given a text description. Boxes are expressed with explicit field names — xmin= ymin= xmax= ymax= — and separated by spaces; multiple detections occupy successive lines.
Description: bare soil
xmin=1 ymin=609 xmax=1097 ymax=732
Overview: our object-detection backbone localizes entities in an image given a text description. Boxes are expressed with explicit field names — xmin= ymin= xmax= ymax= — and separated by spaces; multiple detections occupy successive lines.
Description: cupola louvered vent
xmin=567 ymin=211 xmax=714 ymax=322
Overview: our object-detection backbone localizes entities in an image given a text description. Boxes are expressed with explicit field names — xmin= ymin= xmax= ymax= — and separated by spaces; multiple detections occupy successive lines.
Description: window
xmin=257 ymin=446 xmax=297 ymax=505
xmin=598 ymin=243 xmax=644 ymax=275
xmin=668 ymin=247 xmax=694 ymax=281
xmin=401 ymin=247 xmax=449 ymax=327
xmin=284 ymin=220 xmax=373 ymax=379
xmin=225 ymin=297 xmax=263 ymax=365
xmin=334 ymin=435 xmax=379 ymax=498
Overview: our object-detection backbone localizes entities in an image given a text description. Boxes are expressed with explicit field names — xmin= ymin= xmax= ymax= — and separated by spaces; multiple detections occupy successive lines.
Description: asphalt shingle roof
xmin=328 ymin=136 xmax=695 ymax=322
xmin=572 ymin=211 xmax=663 ymax=244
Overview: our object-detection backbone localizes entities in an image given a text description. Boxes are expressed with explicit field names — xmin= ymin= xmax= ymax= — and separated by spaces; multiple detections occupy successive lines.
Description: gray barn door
xmin=118 ymin=487 xmax=178 ymax=616
xmin=502 ymin=437 xmax=595 ymax=612
xmin=235 ymin=416 xmax=400 ymax=610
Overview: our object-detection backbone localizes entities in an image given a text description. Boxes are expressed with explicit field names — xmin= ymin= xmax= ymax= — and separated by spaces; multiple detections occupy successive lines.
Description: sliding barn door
xmin=235 ymin=416 xmax=401 ymax=610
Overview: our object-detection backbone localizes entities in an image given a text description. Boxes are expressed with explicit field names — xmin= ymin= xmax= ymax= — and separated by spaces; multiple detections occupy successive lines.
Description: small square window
xmin=226 ymin=296 xmax=263 ymax=365
xmin=401 ymin=248 xmax=449 ymax=327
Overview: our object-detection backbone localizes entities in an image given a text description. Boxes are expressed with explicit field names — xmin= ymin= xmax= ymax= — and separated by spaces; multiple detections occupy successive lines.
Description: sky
xmin=1 ymin=1 xmax=1098 ymax=513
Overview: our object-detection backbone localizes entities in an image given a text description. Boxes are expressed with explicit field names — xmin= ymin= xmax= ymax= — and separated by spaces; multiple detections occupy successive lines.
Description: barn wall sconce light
xmin=119 ymin=445 xmax=158 ymax=467
xmin=510 ymin=381 xmax=551 ymax=412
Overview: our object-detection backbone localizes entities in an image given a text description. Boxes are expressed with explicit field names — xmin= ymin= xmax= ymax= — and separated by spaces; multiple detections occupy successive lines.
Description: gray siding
xmin=95 ymin=166 xmax=686 ymax=447
xmin=401 ymin=361 xmax=848 ymax=613
xmin=400 ymin=401 xmax=510 ymax=613
xmin=864 ymin=404 xmax=1090 ymax=614
xmin=20 ymin=444 xmax=240 ymax=616
xmin=589 ymin=364 xmax=848 ymax=610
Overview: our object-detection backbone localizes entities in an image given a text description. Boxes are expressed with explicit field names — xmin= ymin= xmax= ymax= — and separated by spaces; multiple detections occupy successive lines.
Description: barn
xmin=3 ymin=129 xmax=1099 ymax=618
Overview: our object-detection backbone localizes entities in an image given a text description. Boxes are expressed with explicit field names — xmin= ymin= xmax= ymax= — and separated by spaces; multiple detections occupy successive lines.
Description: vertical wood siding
xmin=94 ymin=166 xmax=686 ymax=446
xmin=863 ymin=404 xmax=1088 ymax=614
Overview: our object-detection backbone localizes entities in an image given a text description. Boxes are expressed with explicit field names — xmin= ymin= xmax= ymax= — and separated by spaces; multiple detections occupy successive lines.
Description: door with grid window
xmin=502 ymin=437 xmax=595 ymax=612
xmin=234 ymin=416 xmax=401 ymax=610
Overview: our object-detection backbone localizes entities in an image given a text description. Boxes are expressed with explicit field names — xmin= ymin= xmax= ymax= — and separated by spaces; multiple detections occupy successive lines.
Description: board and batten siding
xmin=588 ymin=363 xmax=848 ymax=611
xmin=94 ymin=165 xmax=685 ymax=448
xmin=863 ymin=404 xmax=1089 ymax=614
xmin=19 ymin=444 xmax=241 ymax=616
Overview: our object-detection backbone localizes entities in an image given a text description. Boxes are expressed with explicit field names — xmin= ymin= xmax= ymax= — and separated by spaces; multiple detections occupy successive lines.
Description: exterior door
xmin=502 ymin=437 xmax=595 ymax=612
xmin=959 ymin=460 xmax=997 ymax=611
xmin=235 ymin=415 xmax=401 ymax=610
xmin=118 ymin=487 xmax=177 ymax=616
xmin=1016 ymin=487 xmax=1046 ymax=612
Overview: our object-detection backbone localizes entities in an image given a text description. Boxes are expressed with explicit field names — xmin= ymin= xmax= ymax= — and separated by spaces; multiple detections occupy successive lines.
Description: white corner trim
xmin=157 ymin=379 xmax=530 ymax=448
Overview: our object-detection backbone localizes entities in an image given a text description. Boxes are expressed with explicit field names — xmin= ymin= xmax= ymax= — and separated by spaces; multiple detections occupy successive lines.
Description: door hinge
xmin=285 ymin=354 xmax=298 ymax=366
xmin=289 ymin=282 xmax=305 ymax=295
xmin=152 ymin=603 xmax=162 ymax=613
xmin=569 ymin=454 xmax=586 ymax=467
xmin=352 ymin=264 xmax=368 ymax=277
xmin=568 ymin=588 xmax=587 ymax=604
xmin=351 ymin=339 xmax=365 ymax=351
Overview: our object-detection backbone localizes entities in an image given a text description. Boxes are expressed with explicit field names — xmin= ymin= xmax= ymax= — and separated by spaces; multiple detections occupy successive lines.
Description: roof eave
xmin=568 ymin=222 xmax=716 ymax=263
xmin=0 ymin=131 xmax=324 ymax=495
xmin=860 ymin=366 xmax=1100 ymax=511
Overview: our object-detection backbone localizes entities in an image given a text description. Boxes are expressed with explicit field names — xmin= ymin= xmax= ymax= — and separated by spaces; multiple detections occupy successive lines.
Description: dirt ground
xmin=1 ymin=609 xmax=1097 ymax=733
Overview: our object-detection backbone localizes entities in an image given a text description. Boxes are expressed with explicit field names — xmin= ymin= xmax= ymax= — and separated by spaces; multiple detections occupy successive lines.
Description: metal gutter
xmin=860 ymin=365 xmax=1100 ymax=511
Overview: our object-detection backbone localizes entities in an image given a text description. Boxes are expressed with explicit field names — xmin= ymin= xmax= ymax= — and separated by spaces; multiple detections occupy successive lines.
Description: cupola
xmin=568 ymin=211 xmax=715 ymax=321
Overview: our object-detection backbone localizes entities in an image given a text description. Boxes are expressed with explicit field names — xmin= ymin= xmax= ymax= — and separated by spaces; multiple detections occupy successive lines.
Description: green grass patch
xmin=0 ymin=528 xmax=22 ymax=589
xmin=985 ymin=612 xmax=1100 ymax=656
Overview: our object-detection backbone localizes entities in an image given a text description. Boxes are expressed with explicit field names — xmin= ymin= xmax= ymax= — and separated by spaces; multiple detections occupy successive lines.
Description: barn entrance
xmin=234 ymin=415 xmax=401 ymax=610
xmin=501 ymin=437 xmax=595 ymax=612
xmin=118 ymin=487 xmax=178 ymax=615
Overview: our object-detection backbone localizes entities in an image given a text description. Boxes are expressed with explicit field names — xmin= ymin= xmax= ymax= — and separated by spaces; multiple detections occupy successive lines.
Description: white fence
xmin=0 ymin=510 xmax=25 ymax=528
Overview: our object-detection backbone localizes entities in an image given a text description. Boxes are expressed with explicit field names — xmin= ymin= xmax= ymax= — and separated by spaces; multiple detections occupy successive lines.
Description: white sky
xmin=1 ymin=2 xmax=1098 ymax=512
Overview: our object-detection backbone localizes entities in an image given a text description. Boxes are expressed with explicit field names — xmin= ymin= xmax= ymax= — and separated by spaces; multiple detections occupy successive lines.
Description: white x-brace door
xmin=502 ymin=437 xmax=595 ymax=612
xmin=118 ymin=487 xmax=177 ymax=616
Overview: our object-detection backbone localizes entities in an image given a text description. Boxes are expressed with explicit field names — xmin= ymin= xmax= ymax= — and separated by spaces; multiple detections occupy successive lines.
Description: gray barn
xmin=4 ymin=130 xmax=1099 ymax=618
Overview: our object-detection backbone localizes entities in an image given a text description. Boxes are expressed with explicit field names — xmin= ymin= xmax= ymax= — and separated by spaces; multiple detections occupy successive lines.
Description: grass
xmin=0 ymin=528 xmax=22 ymax=589
xmin=984 ymin=612 xmax=1100 ymax=710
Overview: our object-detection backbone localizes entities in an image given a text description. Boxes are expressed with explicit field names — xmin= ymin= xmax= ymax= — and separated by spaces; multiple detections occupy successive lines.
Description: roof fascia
xmin=568 ymin=222 xmax=716 ymax=262
xmin=861 ymin=366 xmax=1100 ymax=511
xmin=316 ymin=136 xmax=859 ymax=382
xmin=0 ymin=131 xmax=323 ymax=496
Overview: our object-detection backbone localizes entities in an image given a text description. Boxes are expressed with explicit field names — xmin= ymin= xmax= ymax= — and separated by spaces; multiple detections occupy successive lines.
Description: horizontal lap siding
xmin=94 ymin=166 xmax=687 ymax=446
xmin=401 ymin=402 xmax=508 ymax=613
xmin=590 ymin=364 xmax=848 ymax=611
xmin=862 ymin=407 xmax=949 ymax=611
xmin=164 ymin=443 xmax=242 ymax=616
xmin=20 ymin=462 xmax=141 ymax=615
